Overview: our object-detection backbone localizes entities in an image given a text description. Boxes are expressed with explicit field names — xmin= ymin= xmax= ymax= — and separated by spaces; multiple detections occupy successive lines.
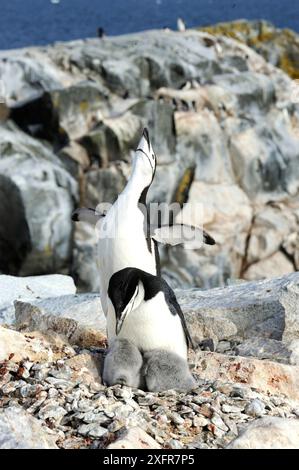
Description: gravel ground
xmin=1 ymin=349 xmax=298 ymax=449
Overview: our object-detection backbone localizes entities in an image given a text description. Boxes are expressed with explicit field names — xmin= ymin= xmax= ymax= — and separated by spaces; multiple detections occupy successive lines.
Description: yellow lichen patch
xmin=79 ymin=101 xmax=89 ymax=113
xmin=279 ymin=53 xmax=299 ymax=80
xmin=174 ymin=166 xmax=195 ymax=206
xmin=200 ymin=20 xmax=299 ymax=79
xmin=52 ymin=94 xmax=60 ymax=110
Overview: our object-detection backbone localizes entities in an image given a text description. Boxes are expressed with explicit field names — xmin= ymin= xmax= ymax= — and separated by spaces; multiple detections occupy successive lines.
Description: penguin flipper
xmin=163 ymin=281 xmax=195 ymax=350
xmin=151 ymin=224 xmax=215 ymax=247
xmin=71 ymin=207 xmax=106 ymax=224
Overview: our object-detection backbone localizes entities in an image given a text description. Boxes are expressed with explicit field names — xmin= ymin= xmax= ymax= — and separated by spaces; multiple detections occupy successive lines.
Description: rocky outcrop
xmin=200 ymin=20 xmax=299 ymax=79
xmin=0 ymin=274 xmax=76 ymax=324
xmin=1 ymin=29 xmax=299 ymax=290
xmin=0 ymin=326 xmax=75 ymax=362
xmin=14 ymin=293 xmax=106 ymax=348
xmin=190 ymin=350 xmax=299 ymax=401
xmin=0 ymin=123 xmax=78 ymax=278
xmin=177 ymin=272 xmax=299 ymax=346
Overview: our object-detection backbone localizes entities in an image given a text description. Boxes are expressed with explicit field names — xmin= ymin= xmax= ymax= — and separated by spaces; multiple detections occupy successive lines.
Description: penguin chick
xmin=102 ymin=338 xmax=143 ymax=388
xmin=143 ymin=349 xmax=196 ymax=392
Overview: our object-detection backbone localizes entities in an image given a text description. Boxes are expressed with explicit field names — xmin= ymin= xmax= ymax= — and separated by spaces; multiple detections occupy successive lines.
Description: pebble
xmin=113 ymin=387 xmax=133 ymax=400
xmin=45 ymin=377 xmax=75 ymax=391
xmin=244 ymin=399 xmax=265 ymax=417
xmin=1 ymin=382 xmax=18 ymax=394
xmin=222 ymin=404 xmax=244 ymax=413
xmin=1 ymin=344 xmax=297 ymax=450
xmin=193 ymin=415 xmax=209 ymax=427
xmin=169 ymin=412 xmax=185 ymax=426
xmin=78 ymin=423 xmax=108 ymax=438
xmin=19 ymin=384 xmax=42 ymax=398
xmin=211 ymin=413 xmax=229 ymax=432
xmin=165 ymin=439 xmax=184 ymax=449
xmin=38 ymin=402 xmax=68 ymax=422
xmin=48 ymin=388 xmax=59 ymax=399
xmin=49 ymin=365 xmax=72 ymax=380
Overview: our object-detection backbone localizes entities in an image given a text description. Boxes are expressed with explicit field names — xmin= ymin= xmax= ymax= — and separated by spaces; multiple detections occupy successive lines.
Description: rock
xmin=71 ymin=222 xmax=100 ymax=293
xmin=85 ymin=161 xmax=129 ymax=208
xmin=9 ymin=91 xmax=68 ymax=149
xmin=0 ymin=326 xmax=75 ymax=362
xmin=177 ymin=272 xmax=299 ymax=343
xmin=227 ymin=417 xmax=299 ymax=449
xmin=244 ymin=251 xmax=294 ymax=281
xmin=0 ymin=274 xmax=76 ymax=324
xmin=15 ymin=293 xmax=105 ymax=331
xmin=78 ymin=423 xmax=108 ymax=439
xmin=107 ymin=427 xmax=161 ymax=449
xmin=14 ymin=294 xmax=106 ymax=348
xmin=0 ymin=123 xmax=78 ymax=279
xmin=288 ymin=339 xmax=299 ymax=365
xmin=50 ymin=81 xmax=109 ymax=140
xmin=201 ymin=20 xmax=299 ymax=79
xmin=38 ymin=403 xmax=67 ymax=423
xmin=64 ymin=353 xmax=103 ymax=385
xmin=192 ymin=350 xmax=299 ymax=401
xmin=235 ymin=338 xmax=292 ymax=363
xmin=0 ymin=406 xmax=58 ymax=449
xmin=244 ymin=399 xmax=265 ymax=418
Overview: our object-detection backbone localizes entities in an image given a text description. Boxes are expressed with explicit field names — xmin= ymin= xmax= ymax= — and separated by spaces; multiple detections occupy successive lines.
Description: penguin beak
xmin=115 ymin=282 xmax=142 ymax=335
xmin=136 ymin=128 xmax=156 ymax=173
xmin=116 ymin=315 xmax=126 ymax=335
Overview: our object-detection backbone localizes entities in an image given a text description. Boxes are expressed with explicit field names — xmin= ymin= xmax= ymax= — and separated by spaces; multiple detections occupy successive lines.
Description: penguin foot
xmin=143 ymin=349 xmax=196 ymax=392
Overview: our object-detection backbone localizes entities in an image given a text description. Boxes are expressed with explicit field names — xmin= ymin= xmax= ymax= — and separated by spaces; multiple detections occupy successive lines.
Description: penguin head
xmin=132 ymin=128 xmax=156 ymax=189
xmin=108 ymin=268 xmax=146 ymax=335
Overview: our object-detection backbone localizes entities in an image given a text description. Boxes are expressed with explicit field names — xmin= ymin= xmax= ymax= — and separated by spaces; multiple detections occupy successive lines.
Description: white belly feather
xmin=108 ymin=292 xmax=188 ymax=360
xmin=97 ymin=195 xmax=156 ymax=316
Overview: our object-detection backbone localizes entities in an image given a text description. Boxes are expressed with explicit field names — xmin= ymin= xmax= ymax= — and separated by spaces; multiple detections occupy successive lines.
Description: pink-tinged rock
xmin=192 ymin=350 xmax=299 ymax=400
xmin=227 ymin=417 xmax=299 ymax=449
xmin=107 ymin=427 xmax=161 ymax=449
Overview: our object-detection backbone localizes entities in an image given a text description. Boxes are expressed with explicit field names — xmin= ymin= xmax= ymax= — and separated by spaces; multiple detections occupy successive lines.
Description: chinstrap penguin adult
xmin=143 ymin=349 xmax=196 ymax=392
xmin=107 ymin=267 xmax=194 ymax=360
xmin=102 ymin=337 xmax=143 ymax=388
xmin=72 ymin=128 xmax=216 ymax=342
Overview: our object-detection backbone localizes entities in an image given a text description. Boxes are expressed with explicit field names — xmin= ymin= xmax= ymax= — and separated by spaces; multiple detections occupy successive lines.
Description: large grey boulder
xmin=227 ymin=417 xmax=299 ymax=449
xmin=177 ymin=272 xmax=299 ymax=344
xmin=14 ymin=293 xmax=105 ymax=331
xmin=0 ymin=406 xmax=58 ymax=449
xmin=0 ymin=274 xmax=76 ymax=324
xmin=0 ymin=123 xmax=78 ymax=277
xmin=14 ymin=293 xmax=106 ymax=348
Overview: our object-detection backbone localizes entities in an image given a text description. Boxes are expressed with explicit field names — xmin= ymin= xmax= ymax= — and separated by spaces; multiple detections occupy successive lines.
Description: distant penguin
xmin=108 ymin=267 xmax=194 ymax=360
xmin=97 ymin=27 xmax=105 ymax=38
xmin=102 ymin=338 xmax=143 ymax=388
xmin=143 ymin=349 xmax=196 ymax=392
xmin=177 ymin=18 xmax=186 ymax=32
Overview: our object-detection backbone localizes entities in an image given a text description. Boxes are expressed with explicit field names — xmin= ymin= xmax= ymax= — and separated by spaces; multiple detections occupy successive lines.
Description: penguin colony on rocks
xmin=73 ymin=128 xmax=215 ymax=392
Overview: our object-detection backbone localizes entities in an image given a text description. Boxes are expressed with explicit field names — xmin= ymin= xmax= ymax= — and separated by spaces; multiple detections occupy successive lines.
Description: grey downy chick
xmin=143 ymin=349 xmax=196 ymax=392
xmin=102 ymin=337 xmax=143 ymax=388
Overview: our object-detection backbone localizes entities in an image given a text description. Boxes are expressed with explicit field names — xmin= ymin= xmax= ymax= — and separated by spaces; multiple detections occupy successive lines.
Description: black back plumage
xmin=108 ymin=267 xmax=194 ymax=349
